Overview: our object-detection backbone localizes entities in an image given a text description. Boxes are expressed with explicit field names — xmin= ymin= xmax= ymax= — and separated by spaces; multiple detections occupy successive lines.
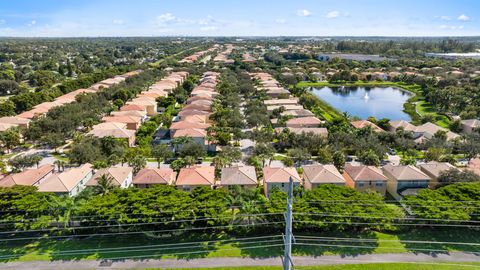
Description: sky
xmin=0 ymin=0 xmax=479 ymax=37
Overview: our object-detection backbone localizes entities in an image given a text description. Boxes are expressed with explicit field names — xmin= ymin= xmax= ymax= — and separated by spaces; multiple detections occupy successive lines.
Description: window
xmin=281 ymin=183 xmax=285 ymax=188
xmin=358 ymin=182 xmax=365 ymax=187
xmin=375 ymin=182 xmax=383 ymax=187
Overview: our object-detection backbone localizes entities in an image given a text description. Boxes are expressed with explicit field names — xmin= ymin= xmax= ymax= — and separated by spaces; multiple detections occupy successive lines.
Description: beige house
xmin=218 ymin=166 xmax=258 ymax=189
xmin=133 ymin=168 xmax=176 ymax=188
xmin=302 ymin=164 xmax=345 ymax=190
xmin=389 ymin=120 xmax=416 ymax=132
xmin=286 ymin=117 xmax=322 ymax=128
xmin=418 ymin=161 xmax=458 ymax=188
xmin=0 ymin=165 xmax=54 ymax=187
xmin=86 ymin=166 xmax=133 ymax=189
xmin=176 ymin=166 xmax=215 ymax=192
xmin=38 ymin=164 xmax=94 ymax=196
xmin=88 ymin=122 xmax=136 ymax=147
xmin=351 ymin=120 xmax=384 ymax=132
xmin=382 ymin=164 xmax=431 ymax=197
xmin=343 ymin=164 xmax=388 ymax=195
xmin=461 ymin=119 xmax=480 ymax=134
xmin=263 ymin=167 xmax=301 ymax=196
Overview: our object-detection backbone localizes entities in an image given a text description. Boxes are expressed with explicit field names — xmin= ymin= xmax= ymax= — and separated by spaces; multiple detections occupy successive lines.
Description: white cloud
xmin=200 ymin=26 xmax=217 ymax=31
xmin=156 ymin=13 xmax=177 ymax=27
xmin=27 ymin=20 xmax=36 ymax=27
xmin=296 ymin=9 xmax=311 ymax=17
xmin=439 ymin=24 xmax=464 ymax=30
xmin=112 ymin=19 xmax=124 ymax=25
xmin=326 ymin=11 xmax=340 ymax=18
xmin=275 ymin=19 xmax=286 ymax=24
xmin=458 ymin=14 xmax=470 ymax=21
xmin=439 ymin=16 xmax=451 ymax=21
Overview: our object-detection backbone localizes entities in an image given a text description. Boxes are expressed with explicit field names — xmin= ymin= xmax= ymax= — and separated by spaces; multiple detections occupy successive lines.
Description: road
xmin=2 ymin=253 xmax=479 ymax=270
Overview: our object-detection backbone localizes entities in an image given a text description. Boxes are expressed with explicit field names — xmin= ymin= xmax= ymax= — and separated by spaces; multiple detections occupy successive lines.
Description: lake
xmin=311 ymin=86 xmax=413 ymax=120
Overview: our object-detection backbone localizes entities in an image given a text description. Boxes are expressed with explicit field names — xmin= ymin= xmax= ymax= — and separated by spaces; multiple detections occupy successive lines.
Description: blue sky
xmin=0 ymin=0 xmax=479 ymax=37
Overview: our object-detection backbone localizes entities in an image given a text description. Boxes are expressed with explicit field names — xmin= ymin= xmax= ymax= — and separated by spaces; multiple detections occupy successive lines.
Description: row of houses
xmin=0 ymin=70 xmax=142 ymax=132
xmin=251 ymin=72 xmax=329 ymax=137
xmin=87 ymin=71 xmax=189 ymax=146
xmin=213 ymin=44 xmax=235 ymax=64
xmin=179 ymin=47 xmax=217 ymax=63
xmin=352 ymin=120 xmax=460 ymax=143
xmin=0 ymin=160 xmax=462 ymax=197
xmin=154 ymin=71 xmax=220 ymax=151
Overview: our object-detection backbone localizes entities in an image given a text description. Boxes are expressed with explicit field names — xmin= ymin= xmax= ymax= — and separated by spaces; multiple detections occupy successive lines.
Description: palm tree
xmin=95 ymin=174 xmax=116 ymax=196
xmin=235 ymin=201 xmax=264 ymax=226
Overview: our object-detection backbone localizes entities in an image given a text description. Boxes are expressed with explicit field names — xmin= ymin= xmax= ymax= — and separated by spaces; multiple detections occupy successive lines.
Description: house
xmin=382 ymin=164 xmax=431 ymax=198
xmin=133 ymin=168 xmax=176 ymax=188
xmin=281 ymin=109 xmax=315 ymax=118
xmin=343 ymin=164 xmax=388 ymax=195
xmin=267 ymin=104 xmax=304 ymax=112
xmin=413 ymin=122 xmax=459 ymax=142
xmin=389 ymin=120 xmax=416 ymax=132
xmin=111 ymin=110 xmax=148 ymax=121
xmin=170 ymin=121 xmax=210 ymax=131
xmin=120 ymin=104 xmax=148 ymax=114
xmin=0 ymin=165 xmax=55 ymax=187
xmin=351 ymin=120 xmax=384 ymax=132
xmin=461 ymin=119 xmax=480 ymax=134
xmin=263 ymin=167 xmax=301 ymax=196
xmin=264 ymin=98 xmax=299 ymax=106
xmin=127 ymin=97 xmax=157 ymax=116
xmin=280 ymin=127 xmax=329 ymax=137
xmin=0 ymin=116 xmax=31 ymax=129
xmin=86 ymin=166 xmax=133 ymax=189
xmin=468 ymin=158 xmax=480 ymax=176
xmin=171 ymin=128 xmax=208 ymax=146
xmin=88 ymin=122 xmax=136 ymax=147
xmin=418 ymin=161 xmax=459 ymax=188
xmin=102 ymin=116 xmax=142 ymax=130
xmin=218 ymin=166 xmax=258 ymax=190
xmin=265 ymin=87 xmax=290 ymax=98
xmin=302 ymin=164 xmax=345 ymax=190
xmin=176 ymin=166 xmax=215 ymax=192
xmin=38 ymin=163 xmax=94 ymax=196
xmin=286 ymin=117 xmax=322 ymax=128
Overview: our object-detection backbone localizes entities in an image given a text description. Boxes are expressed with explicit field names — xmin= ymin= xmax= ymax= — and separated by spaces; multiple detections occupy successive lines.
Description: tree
xmin=170 ymin=158 xmax=187 ymax=172
xmin=178 ymin=142 xmax=206 ymax=160
xmin=317 ymin=147 xmax=333 ymax=164
xmin=0 ymin=127 xmax=21 ymax=152
xmin=359 ymin=149 xmax=381 ymax=166
xmin=332 ymin=151 xmax=346 ymax=173
xmin=437 ymin=169 xmax=480 ymax=187
xmin=53 ymin=160 xmax=66 ymax=172
xmin=152 ymin=144 xmax=173 ymax=168
xmin=253 ymin=143 xmax=275 ymax=167
xmin=128 ymin=155 xmax=146 ymax=174
xmin=288 ymin=147 xmax=311 ymax=167
xmin=94 ymin=174 xmax=117 ymax=196
xmin=217 ymin=146 xmax=241 ymax=166
xmin=425 ymin=147 xmax=445 ymax=162
xmin=0 ymin=80 xmax=20 ymax=95
xmin=8 ymin=154 xmax=42 ymax=172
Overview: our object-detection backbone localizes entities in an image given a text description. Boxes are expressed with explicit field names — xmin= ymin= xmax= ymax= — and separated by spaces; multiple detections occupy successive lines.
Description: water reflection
xmin=311 ymin=86 xmax=413 ymax=120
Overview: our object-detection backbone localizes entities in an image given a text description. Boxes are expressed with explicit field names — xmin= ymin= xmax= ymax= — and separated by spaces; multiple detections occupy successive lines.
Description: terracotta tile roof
xmin=182 ymin=104 xmax=211 ymax=112
xmin=389 ymin=120 xmax=416 ymax=131
xmin=172 ymin=128 xmax=207 ymax=138
xmin=414 ymin=122 xmax=459 ymax=141
xmin=178 ymin=110 xmax=211 ymax=117
xmin=351 ymin=120 xmax=384 ymax=132
xmin=102 ymin=116 xmax=142 ymax=125
xmin=286 ymin=117 xmax=322 ymax=127
xmin=302 ymin=164 xmax=345 ymax=184
xmin=176 ymin=166 xmax=215 ymax=186
xmin=0 ymin=116 xmax=30 ymax=126
xmin=170 ymin=121 xmax=210 ymax=130
xmin=120 ymin=104 xmax=147 ymax=112
xmin=0 ymin=123 xmax=18 ymax=132
xmin=263 ymin=167 xmax=301 ymax=183
xmin=220 ymin=166 xmax=257 ymax=186
xmin=0 ymin=165 xmax=54 ymax=187
xmin=468 ymin=158 xmax=480 ymax=176
xmin=344 ymin=164 xmax=387 ymax=182
xmin=111 ymin=110 xmax=147 ymax=118
xmin=133 ymin=168 xmax=176 ymax=185
xmin=461 ymin=119 xmax=480 ymax=129
xmin=86 ymin=166 xmax=133 ymax=186
xmin=38 ymin=164 xmax=93 ymax=192
xmin=264 ymin=98 xmax=299 ymax=106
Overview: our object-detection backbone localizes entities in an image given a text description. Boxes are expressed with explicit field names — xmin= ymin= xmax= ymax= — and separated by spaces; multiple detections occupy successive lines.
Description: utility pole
xmin=283 ymin=177 xmax=294 ymax=270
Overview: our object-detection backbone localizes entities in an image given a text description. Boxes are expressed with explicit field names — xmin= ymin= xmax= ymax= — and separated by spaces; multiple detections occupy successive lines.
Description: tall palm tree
xmin=235 ymin=201 xmax=264 ymax=226
xmin=95 ymin=174 xmax=116 ymax=196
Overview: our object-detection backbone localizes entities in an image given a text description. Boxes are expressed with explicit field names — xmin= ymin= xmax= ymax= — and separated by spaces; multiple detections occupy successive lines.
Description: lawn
xmin=157 ymin=263 xmax=480 ymax=270
xmin=415 ymin=100 xmax=450 ymax=128
xmin=1 ymin=228 xmax=479 ymax=262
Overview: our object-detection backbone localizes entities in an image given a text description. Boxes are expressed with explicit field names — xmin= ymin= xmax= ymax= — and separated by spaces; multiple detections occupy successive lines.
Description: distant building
xmin=318 ymin=53 xmax=394 ymax=62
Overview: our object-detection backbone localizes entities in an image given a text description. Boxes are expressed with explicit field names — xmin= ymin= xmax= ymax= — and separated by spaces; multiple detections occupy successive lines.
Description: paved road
xmin=2 ymin=253 xmax=479 ymax=270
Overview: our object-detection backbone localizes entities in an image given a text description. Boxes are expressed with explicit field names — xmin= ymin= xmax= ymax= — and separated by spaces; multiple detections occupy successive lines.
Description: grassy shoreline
xmin=296 ymin=81 xmax=450 ymax=127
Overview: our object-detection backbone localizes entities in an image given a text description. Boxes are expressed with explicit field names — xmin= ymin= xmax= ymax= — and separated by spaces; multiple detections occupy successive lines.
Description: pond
xmin=311 ymin=86 xmax=413 ymax=120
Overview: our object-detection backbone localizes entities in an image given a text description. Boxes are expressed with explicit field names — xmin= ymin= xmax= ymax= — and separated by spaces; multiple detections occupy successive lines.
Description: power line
xmin=0 ymin=236 xmax=284 ymax=260
xmin=294 ymin=242 xmax=480 ymax=255
xmin=294 ymin=235 xmax=480 ymax=246
xmin=0 ymin=221 xmax=285 ymax=242
xmin=293 ymin=212 xmax=480 ymax=223
xmin=294 ymin=220 xmax=480 ymax=228
xmin=0 ymin=213 xmax=283 ymax=235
